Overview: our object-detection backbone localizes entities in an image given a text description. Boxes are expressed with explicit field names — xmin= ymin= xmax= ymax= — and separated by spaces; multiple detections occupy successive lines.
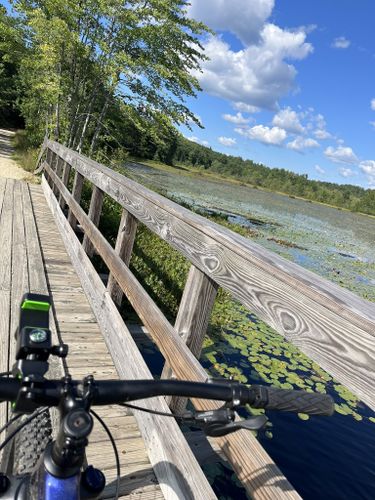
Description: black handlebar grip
xmin=251 ymin=386 xmax=335 ymax=416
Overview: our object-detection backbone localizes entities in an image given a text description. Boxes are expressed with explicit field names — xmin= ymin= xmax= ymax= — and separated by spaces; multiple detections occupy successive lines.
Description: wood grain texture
xmin=162 ymin=265 xmax=218 ymax=412
xmin=42 ymin=175 xmax=218 ymax=500
xmin=43 ymin=141 xmax=375 ymax=321
xmin=0 ymin=178 xmax=13 ymax=291
xmin=51 ymin=151 xmax=60 ymax=197
xmin=22 ymin=183 xmax=49 ymax=294
xmin=0 ymin=179 xmax=13 ymax=441
xmin=59 ymin=161 xmax=71 ymax=208
xmin=44 ymin=166 xmax=300 ymax=499
xmin=107 ymin=208 xmax=138 ymax=305
xmin=0 ymin=291 xmax=10 ymax=440
xmin=82 ymin=185 xmax=104 ymax=257
xmin=67 ymin=170 xmax=84 ymax=229
xmin=34 ymin=136 xmax=48 ymax=175
xmin=8 ymin=182 xmax=29 ymax=372
xmin=40 ymin=142 xmax=375 ymax=411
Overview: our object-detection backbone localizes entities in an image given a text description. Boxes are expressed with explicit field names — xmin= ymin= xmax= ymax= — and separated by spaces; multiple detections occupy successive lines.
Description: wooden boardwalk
xmin=2 ymin=135 xmax=375 ymax=499
xmin=0 ymin=178 xmax=163 ymax=499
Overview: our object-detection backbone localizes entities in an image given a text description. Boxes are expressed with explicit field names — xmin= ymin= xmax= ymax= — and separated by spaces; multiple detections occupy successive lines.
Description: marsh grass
xmin=12 ymin=130 xmax=39 ymax=172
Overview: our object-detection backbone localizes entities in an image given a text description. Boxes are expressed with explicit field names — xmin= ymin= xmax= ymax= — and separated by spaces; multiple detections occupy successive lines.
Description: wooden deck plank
xmin=0 ymin=178 xmax=13 ymax=292
xmin=1 ymin=181 xmax=33 ymax=468
xmin=29 ymin=183 xmax=164 ymax=499
xmin=8 ymin=182 xmax=29 ymax=397
xmin=0 ymin=179 xmax=13 ymax=438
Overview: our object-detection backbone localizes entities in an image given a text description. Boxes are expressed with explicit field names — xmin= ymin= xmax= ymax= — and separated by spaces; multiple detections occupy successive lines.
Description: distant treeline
xmin=125 ymin=133 xmax=375 ymax=216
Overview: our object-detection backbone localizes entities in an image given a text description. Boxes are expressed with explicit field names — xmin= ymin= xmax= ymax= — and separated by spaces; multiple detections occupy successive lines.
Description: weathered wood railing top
xmin=38 ymin=138 xmax=375 ymax=499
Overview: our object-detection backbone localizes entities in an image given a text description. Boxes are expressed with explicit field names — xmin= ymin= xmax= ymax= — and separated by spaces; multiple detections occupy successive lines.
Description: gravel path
xmin=0 ymin=129 xmax=35 ymax=181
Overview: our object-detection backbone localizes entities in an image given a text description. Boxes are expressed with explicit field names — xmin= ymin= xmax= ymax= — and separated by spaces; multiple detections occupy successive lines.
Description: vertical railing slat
xmin=107 ymin=208 xmax=138 ymax=305
xmin=82 ymin=186 xmax=104 ymax=257
xmin=53 ymin=156 xmax=63 ymax=196
xmin=161 ymin=264 xmax=218 ymax=412
xmin=58 ymin=160 xmax=70 ymax=209
xmin=67 ymin=171 xmax=84 ymax=230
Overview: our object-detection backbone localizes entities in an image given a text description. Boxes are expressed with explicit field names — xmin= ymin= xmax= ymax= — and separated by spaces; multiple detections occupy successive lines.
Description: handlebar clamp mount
xmin=11 ymin=293 xmax=68 ymax=413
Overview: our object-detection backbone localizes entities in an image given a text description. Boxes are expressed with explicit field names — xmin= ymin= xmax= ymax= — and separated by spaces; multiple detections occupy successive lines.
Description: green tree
xmin=0 ymin=6 xmax=25 ymax=126
xmin=12 ymin=0 xmax=209 ymax=150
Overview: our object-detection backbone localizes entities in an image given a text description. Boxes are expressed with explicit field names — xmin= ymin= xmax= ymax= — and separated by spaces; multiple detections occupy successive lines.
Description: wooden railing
xmin=37 ymin=139 xmax=375 ymax=499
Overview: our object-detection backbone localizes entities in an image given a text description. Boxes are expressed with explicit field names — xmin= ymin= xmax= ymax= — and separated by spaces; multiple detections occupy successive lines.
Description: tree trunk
xmin=88 ymin=93 xmax=110 ymax=155
xmin=76 ymin=89 xmax=98 ymax=153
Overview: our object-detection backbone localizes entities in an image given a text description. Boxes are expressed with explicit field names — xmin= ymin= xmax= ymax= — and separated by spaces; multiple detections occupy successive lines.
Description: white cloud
xmin=192 ymin=24 xmax=313 ymax=111
xmin=222 ymin=112 xmax=251 ymax=125
xmin=218 ymin=136 xmax=236 ymax=147
xmin=236 ymin=124 xmax=287 ymax=145
xmin=187 ymin=136 xmax=209 ymax=147
xmin=360 ymin=160 xmax=375 ymax=175
xmin=233 ymin=102 xmax=261 ymax=113
xmin=287 ymin=136 xmax=320 ymax=152
xmin=331 ymin=37 xmax=351 ymax=49
xmin=339 ymin=167 xmax=356 ymax=178
xmin=371 ymin=99 xmax=375 ymax=111
xmin=359 ymin=160 xmax=375 ymax=186
xmin=272 ymin=107 xmax=305 ymax=134
xmin=370 ymin=121 xmax=375 ymax=130
xmin=311 ymin=113 xmax=332 ymax=139
xmin=324 ymin=145 xmax=359 ymax=165
xmin=187 ymin=0 xmax=274 ymax=45
xmin=315 ymin=165 xmax=325 ymax=174
xmin=314 ymin=129 xmax=332 ymax=140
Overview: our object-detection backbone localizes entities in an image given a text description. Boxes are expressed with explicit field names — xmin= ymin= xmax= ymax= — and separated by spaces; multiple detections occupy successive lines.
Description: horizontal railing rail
xmin=37 ymin=137 xmax=375 ymax=498
xmin=41 ymin=139 xmax=375 ymax=409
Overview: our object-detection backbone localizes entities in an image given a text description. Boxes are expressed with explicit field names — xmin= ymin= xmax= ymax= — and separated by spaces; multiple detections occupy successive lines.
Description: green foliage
xmin=12 ymin=129 xmax=39 ymax=172
xmin=0 ymin=5 xmax=25 ymax=126
xmin=1 ymin=1 xmax=210 ymax=149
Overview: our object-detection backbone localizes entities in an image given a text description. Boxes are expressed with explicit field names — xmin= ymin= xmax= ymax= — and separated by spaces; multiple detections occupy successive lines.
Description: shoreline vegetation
xmin=127 ymin=156 xmax=375 ymax=219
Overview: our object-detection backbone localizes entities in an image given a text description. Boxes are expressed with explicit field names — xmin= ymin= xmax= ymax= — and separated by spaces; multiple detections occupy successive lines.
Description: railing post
xmin=44 ymin=148 xmax=52 ymax=184
xmin=82 ymin=186 xmax=104 ymax=257
xmin=53 ymin=156 xmax=64 ymax=197
xmin=59 ymin=162 xmax=71 ymax=209
xmin=107 ymin=208 xmax=138 ymax=305
xmin=161 ymin=265 xmax=218 ymax=413
xmin=67 ymin=171 xmax=84 ymax=230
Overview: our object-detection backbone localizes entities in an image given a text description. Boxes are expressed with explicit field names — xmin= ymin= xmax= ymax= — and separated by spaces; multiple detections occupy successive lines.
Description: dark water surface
xmin=126 ymin=162 xmax=375 ymax=499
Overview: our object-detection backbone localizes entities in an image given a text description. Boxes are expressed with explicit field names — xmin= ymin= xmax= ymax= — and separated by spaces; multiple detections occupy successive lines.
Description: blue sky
xmin=180 ymin=0 xmax=375 ymax=189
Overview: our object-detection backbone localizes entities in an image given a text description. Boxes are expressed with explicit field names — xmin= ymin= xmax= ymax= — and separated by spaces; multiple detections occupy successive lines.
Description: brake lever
xmin=203 ymin=415 xmax=268 ymax=437
xmin=182 ymin=405 xmax=268 ymax=437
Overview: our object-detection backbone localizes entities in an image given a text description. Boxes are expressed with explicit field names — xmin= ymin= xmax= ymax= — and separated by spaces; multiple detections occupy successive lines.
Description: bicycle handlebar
xmin=0 ymin=378 xmax=334 ymax=416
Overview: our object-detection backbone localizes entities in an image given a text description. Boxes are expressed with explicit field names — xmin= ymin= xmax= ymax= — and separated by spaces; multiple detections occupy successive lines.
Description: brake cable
xmin=90 ymin=410 xmax=120 ymax=500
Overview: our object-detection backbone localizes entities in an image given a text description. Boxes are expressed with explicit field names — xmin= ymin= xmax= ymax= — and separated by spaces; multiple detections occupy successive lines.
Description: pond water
xmin=124 ymin=162 xmax=375 ymax=499
xmin=124 ymin=162 xmax=375 ymax=302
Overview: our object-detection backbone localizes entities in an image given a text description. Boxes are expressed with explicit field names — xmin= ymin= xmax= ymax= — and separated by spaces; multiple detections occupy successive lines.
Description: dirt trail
xmin=0 ymin=129 xmax=35 ymax=181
